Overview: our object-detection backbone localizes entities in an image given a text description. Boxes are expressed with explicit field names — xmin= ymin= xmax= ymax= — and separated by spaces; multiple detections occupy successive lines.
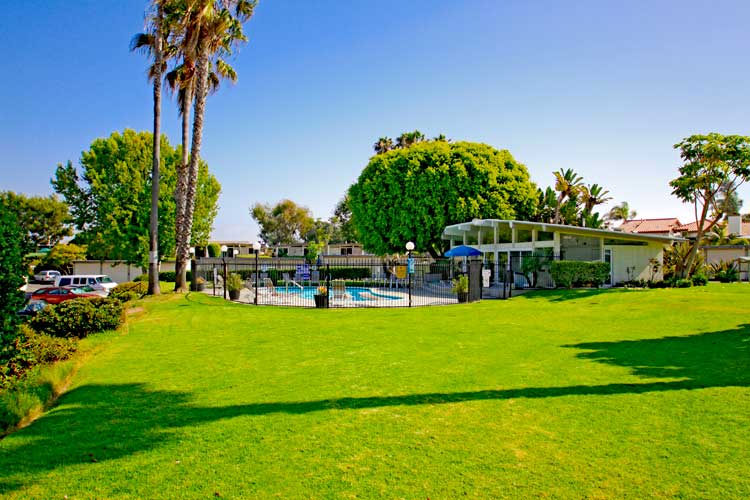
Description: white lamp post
xmin=220 ymin=245 xmax=228 ymax=258
xmin=405 ymin=241 xmax=415 ymax=307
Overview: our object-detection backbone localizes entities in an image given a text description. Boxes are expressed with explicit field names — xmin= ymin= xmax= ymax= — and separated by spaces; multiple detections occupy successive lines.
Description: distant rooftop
xmin=618 ymin=218 xmax=682 ymax=234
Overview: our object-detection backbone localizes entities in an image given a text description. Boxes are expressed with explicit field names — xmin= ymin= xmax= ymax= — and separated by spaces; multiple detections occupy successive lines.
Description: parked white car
xmin=55 ymin=274 xmax=118 ymax=294
xmin=34 ymin=270 xmax=61 ymax=283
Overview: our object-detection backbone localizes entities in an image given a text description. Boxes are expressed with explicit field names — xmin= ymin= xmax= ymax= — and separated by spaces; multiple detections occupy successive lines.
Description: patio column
xmin=463 ymin=232 xmax=468 ymax=245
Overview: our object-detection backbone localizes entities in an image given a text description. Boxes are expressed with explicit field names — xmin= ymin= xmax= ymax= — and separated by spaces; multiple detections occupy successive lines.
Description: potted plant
xmin=226 ymin=273 xmax=243 ymax=300
xmin=452 ymin=275 xmax=470 ymax=303
xmin=194 ymin=277 xmax=206 ymax=292
xmin=314 ymin=285 xmax=329 ymax=308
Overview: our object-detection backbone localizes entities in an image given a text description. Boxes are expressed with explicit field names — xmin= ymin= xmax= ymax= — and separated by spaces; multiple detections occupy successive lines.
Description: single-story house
xmin=273 ymin=243 xmax=369 ymax=257
xmin=442 ymin=219 xmax=683 ymax=286
xmin=210 ymin=241 xmax=258 ymax=257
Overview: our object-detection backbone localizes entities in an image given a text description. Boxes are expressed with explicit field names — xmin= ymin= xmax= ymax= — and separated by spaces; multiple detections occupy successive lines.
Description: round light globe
xmin=405 ymin=241 xmax=415 ymax=251
xmin=220 ymin=245 xmax=228 ymax=253
xmin=252 ymin=241 xmax=261 ymax=251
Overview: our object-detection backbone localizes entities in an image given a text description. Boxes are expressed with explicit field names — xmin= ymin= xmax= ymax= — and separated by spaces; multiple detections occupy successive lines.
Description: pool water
xmin=276 ymin=286 xmax=401 ymax=301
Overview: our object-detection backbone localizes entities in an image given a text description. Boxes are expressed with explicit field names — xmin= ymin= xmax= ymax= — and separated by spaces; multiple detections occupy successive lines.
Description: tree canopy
xmin=0 ymin=192 xmax=72 ymax=250
xmin=0 ymin=198 xmax=27 ymax=364
xmin=670 ymin=133 xmax=750 ymax=276
xmin=251 ymin=199 xmax=314 ymax=246
xmin=349 ymin=140 xmax=537 ymax=256
xmin=52 ymin=129 xmax=220 ymax=267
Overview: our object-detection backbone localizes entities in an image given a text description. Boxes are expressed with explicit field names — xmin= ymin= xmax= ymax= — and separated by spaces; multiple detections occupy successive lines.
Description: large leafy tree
xmin=349 ymin=140 xmax=537 ymax=256
xmin=41 ymin=243 xmax=88 ymax=275
xmin=251 ymin=199 xmax=314 ymax=246
xmin=0 ymin=198 xmax=27 ymax=368
xmin=331 ymin=195 xmax=359 ymax=243
xmin=173 ymin=0 xmax=256 ymax=293
xmin=670 ymin=133 xmax=750 ymax=277
xmin=52 ymin=129 xmax=220 ymax=267
xmin=0 ymin=192 xmax=72 ymax=249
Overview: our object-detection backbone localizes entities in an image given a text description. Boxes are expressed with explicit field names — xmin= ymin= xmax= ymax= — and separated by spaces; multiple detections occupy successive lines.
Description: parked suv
xmin=54 ymin=274 xmax=118 ymax=294
xmin=34 ymin=270 xmax=61 ymax=283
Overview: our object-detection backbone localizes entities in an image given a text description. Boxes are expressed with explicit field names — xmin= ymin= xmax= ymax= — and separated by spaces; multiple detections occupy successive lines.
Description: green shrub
xmin=110 ymin=281 xmax=148 ymax=302
xmin=133 ymin=274 xmax=148 ymax=282
xmin=674 ymin=278 xmax=693 ymax=288
xmin=710 ymin=261 xmax=739 ymax=283
xmin=158 ymin=271 xmax=192 ymax=282
xmin=29 ymin=298 xmax=124 ymax=339
xmin=550 ymin=261 xmax=610 ymax=288
xmin=208 ymin=243 xmax=221 ymax=258
xmin=0 ymin=325 xmax=77 ymax=390
xmin=691 ymin=271 xmax=709 ymax=286
xmin=328 ymin=267 xmax=371 ymax=280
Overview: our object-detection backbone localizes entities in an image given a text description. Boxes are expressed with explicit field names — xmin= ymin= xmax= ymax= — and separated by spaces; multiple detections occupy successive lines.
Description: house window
xmin=537 ymin=231 xmax=554 ymax=242
xmin=340 ymin=247 xmax=353 ymax=255
xmin=516 ymin=228 xmax=533 ymax=243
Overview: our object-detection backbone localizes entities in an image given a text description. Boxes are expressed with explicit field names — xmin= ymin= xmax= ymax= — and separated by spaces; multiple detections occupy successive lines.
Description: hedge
xmin=550 ymin=261 xmax=610 ymax=288
xmin=29 ymin=298 xmax=124 ymax=339
xmin=135 ymin=271 xmax=193 ymax=283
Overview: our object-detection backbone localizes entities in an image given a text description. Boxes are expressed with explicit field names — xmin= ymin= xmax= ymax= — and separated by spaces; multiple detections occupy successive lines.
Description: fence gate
xmin=468 ymin=259 xmax=482 ymax=302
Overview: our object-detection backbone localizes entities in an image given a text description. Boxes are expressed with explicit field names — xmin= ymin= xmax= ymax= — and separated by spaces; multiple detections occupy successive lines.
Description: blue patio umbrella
xmin=444 ymin=245 xmax=482 ymax=257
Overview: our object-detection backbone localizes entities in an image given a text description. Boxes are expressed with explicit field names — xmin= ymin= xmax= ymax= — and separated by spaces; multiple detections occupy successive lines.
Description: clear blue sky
xmin=2 ymin=0 xmax=750 ymax=241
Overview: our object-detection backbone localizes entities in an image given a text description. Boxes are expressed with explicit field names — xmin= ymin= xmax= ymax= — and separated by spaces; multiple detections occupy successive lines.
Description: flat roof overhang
xmin=442 ymin=219 xmax=685 ymax=244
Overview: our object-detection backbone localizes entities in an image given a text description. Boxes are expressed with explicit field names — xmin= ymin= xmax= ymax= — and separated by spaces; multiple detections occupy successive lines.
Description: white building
xmin=442 ymin=219 xmax=683 ymax=286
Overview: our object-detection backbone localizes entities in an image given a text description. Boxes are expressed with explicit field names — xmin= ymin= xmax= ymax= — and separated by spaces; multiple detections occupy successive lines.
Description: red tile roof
xmin=618 ymin=218 xmax=682 ymax=234
xmin=678 ymin=220 xmax=750 ymax=235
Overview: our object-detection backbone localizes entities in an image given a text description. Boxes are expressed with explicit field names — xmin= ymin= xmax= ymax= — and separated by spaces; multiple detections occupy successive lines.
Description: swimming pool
xmin=276 ymin=286 xmax=402 ymax=302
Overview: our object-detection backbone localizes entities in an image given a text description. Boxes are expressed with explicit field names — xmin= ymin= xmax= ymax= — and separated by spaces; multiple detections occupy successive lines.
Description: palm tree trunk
xmin=174 ymin=81 xmax=193 ymax=292
xmin=148 ymin=3 xmax=163 ymax=296
xmin=553 ymin=194 xmax=564 ymax=224
xmin=176 ymin=36 xmax=210 ymax=293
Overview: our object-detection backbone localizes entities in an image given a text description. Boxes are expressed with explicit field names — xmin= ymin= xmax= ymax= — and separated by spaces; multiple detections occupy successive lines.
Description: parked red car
xmin=30 ymin=286 xmax=100 ymax=304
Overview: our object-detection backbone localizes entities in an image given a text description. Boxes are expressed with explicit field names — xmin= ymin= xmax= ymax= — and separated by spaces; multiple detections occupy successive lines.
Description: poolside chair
xmin=331 ymin=279 xmax=350 ymax=300
xmin=310 ymin=270 xmax=320 ymax=286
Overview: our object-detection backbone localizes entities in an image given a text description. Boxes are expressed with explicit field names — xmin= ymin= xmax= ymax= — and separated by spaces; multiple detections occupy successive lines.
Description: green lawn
xmin=1 ymin=284 xmax=749 ymax=499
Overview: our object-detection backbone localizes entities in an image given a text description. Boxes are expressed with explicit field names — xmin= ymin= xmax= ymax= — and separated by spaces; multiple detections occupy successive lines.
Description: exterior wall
xmin=73 ymin=261 xmax=143 ymax=283
xmin=326 ymin=244 xmax=366 ymax=256
xmin=605 ymin=244 xmax=663 ymax=284
xmin=702 ymin=246 xmax=749 ymax=266
xmin=72 ymin=260 xmax=188 ymax=283
xmin=703 ymin=246 xmax=750 ymax=280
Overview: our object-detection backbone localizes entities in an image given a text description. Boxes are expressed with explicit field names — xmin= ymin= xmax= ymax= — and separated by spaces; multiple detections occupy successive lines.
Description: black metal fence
xmin=192 ymin=253 xmax=579 ymax=308
xmin=192 ymin=257 xmax=488 ymax=308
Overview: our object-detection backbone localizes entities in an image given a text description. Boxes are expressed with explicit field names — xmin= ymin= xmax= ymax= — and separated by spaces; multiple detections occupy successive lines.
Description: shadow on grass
xmin=1 ymin=325 xmax=748 ymax=493
xmin=520 ymin=287 xmax=649 ymax=302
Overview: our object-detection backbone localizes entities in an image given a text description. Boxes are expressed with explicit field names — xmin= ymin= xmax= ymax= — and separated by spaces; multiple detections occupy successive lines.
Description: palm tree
xmin=581 ymin=184 xmax=612 ymax=213
xmin=373 ymin=137 xmax=393 ymax=155
xmin=606 ymin=202 xmax=637 ymax=223
xmin=167 ymin=56 xmax=237 ymax=283
xmin=173 ymin=0 xmax=256 ymax=292
xmin=552 ymin=168 xmax=584 ymax=224
xmin=395 ymin=130 xmax=426 ymax=149
xmin=131 ymin=0 xmax=170 ymax=296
